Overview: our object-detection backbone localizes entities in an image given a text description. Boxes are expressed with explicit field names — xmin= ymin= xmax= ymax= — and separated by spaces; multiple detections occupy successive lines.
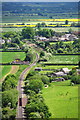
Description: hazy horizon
xmin=1 ymin=0 xmax=79 ymax=2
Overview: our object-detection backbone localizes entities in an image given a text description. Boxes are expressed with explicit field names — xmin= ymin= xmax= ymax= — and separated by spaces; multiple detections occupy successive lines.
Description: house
xmin=49 ymin=36 xmax=58 ymax=41
xmin=38 ymin=37 xmax=49 ymax=41
xmin=53 ymin=71 xmax=67 ymax=77
xmin=0 ymin=39 xmax=5 ymax=44
xmin=11 ymin=59 xmax=29 ymax=65
xmin=69 ymin=34 xmax=78 ymax=41
xmin=61 ymin=68 xmax=70 ymax=74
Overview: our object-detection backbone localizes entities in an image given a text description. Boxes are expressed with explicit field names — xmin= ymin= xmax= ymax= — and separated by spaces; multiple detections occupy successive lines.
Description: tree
xmin=29 ymin=112 xmax=41 ymax=118
xmin=22 ymin=27 xmax=35 ymax=39
xmin=71 ymin=75 xmax=80 ymax=84
xmin=24 ymin=51 xmax=34 ymax=62
xmin=2 ymin=107 xmax=16 ymax=120
xmin=25 ymin=94 xmax=51 ymax=118
xmin=2 ymin=89 xmax=18 ymax=108
xmin=25 ymin=79 xmax=43 ymax=93
xmin=2 ymin=75 xmax=17 ymax=91
xmin=12 ymin=37 xmax=20 ymax=44
xmin=41 ymin=75 xmax=50 ymax=84
xmin=65 ymin=20 xmax=68 ymax=25
xmin=40 ymin=51 xmax=45 ymax=57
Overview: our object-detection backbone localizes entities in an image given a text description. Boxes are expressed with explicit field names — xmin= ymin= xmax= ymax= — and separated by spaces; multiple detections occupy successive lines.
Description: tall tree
xmin=22 ymin=27 xmax=35 ymax=39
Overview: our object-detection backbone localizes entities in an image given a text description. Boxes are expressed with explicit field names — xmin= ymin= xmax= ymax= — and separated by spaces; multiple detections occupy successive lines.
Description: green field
xmin=0 ymin=65 xmax=11 ymax=79
xmin=1 ymin=27 xmax=78 ymax=33
xmin=45 ymin=55 xmax=79 ymax=64
xmin=0 ymin=52 xmax=26 ymax=63
xmin=50 ymin=41 xmax=74 ymax=45
xmin=42 ymin=80 xmax=78 ymax=118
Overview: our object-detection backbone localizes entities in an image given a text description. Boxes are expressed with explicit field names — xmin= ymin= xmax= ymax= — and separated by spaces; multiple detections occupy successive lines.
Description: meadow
xmin=0 ymin=52 xmax=26 ymax=63
xmin=42 ymin=80 xmax=78 ymax=118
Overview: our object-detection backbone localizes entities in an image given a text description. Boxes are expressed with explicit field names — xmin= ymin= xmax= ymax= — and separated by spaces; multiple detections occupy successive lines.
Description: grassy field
xmin=0 ymin=52 xmax=26 ymax=63
xmin=41 ymin=65 xmax=78 ymax=70
xmin=50 ymin=41 xmax=74 ymax=45
xmin=42 ymin=80 xmax=78 ymax=118
xmin=1 ymin=27 xmax=78 ymax=32
xmin=0 ymin=65 xmax=11 ymax=79
xmin=45 ymin=55 xmax=79 ymax=64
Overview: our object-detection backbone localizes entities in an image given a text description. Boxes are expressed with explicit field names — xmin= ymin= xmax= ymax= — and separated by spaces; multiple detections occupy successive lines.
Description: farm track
xmin=16 ymin=53 xmax=39 ymax=119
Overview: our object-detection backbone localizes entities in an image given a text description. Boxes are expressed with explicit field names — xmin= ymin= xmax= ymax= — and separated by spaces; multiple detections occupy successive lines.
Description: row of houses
xmin=35 ymin=33 xmax=78 ymax=42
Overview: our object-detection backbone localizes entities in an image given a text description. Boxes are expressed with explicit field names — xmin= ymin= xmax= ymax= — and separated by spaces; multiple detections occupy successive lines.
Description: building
xmin=61 ymin=68 xmax=70 ymax=74
xmin=53 ymin=71 xmax=67 ymax=77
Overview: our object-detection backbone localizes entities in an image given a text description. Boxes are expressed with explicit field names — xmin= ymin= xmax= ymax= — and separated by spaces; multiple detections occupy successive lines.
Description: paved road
xmin=16 ymin=53 xmax=39 ymax=119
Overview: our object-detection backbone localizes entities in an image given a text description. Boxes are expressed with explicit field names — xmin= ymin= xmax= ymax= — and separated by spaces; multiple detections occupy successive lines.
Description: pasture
xmin=0 ymin=52 xmax=26 ymax=63
xmin=45 ymin=55 xmax=79 ymax=64
xmin=42 ymin=80 xmax=78 ymax=118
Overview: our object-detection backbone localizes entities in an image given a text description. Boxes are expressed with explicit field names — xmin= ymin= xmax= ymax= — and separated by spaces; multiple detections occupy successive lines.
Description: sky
xmin=1 ymin=0 xmax=79 ymax=2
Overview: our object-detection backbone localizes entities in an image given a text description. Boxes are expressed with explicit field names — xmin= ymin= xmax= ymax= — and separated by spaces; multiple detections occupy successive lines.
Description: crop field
xmin=44 ymin=55 xmax=79 ymax=64
xmin=0 ymin=52 xmax=26 ymax=63
xmin=42 ymin=80 xmax=78 ymax=118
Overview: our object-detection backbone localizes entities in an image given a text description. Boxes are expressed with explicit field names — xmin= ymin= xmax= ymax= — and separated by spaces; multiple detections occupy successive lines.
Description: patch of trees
xmin=2 ymin=74 xmax=18 ymax=119
xmin=22 ymin=27 xmax=35 ymax=39
xmin=69 ymin=69 xmax=80 ymax=84
xmin=24 ymin=70 xmax=51 ymax=118
xmin=2 ymin=31 xmax=23 ymax=50
xmin=37 ymin=29 xmax=55 ymax=38
xmin=37 ymin=39 xmax=80 ymax=54
xmin=24 ymin=50 xmax=35 ymax=62
xmin=2 ymin=74 xmax=17 ymax=91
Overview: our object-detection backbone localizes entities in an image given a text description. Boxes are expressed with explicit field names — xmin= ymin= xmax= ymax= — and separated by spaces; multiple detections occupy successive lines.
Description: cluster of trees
xmin=2 ymin=31 xmax=23 ymax=50
xmin=69 ymin=69 xmax=80 ymax=84
xmin=24 ymin=70 xmax=51 ymax=119
xmin=37 ymin=28 xmax=55 ymax=38
xmin=2 ymin=74 xmax=18 ymax=119
xmin=36 ymin=39 xmax=80 ymax=54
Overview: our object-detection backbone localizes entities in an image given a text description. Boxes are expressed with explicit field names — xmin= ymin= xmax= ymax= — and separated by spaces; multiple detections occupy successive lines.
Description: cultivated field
xmin=0 ymin=52 xmax=26 ymax=63
xmin=42 ymin=80 xmax=78 ymax=118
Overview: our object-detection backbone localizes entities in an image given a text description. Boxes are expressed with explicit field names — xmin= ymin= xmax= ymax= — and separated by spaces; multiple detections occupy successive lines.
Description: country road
xmin=16 ymin=53 xmax=39 ymax=119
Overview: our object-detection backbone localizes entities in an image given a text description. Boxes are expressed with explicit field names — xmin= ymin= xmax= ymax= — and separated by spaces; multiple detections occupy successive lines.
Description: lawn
xmin=42 ymin=80 xmax=78 ymax=118
xmin=46 ymin=55 xmax=79 ymax=64
xmin=0 ymin=52 xmax=26 ymax=63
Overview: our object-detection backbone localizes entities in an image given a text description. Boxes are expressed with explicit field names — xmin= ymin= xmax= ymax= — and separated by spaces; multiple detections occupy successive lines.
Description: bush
xmin=71 ymin=75 xmax=80 ymax=84
xmin=41 ymin=75 xmax=50 ymax=84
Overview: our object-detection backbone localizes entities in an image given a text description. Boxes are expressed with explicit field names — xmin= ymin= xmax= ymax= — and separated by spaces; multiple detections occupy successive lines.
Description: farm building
xmin=53 ymin=71 xmax=67 ymax=77
xmin=0 ymin=39 xmax=5 ymax=44
xmin=61 ymin=68 xmax=70 ymax=74
xmin=12 ymin=59 xmax=29 ymax=65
